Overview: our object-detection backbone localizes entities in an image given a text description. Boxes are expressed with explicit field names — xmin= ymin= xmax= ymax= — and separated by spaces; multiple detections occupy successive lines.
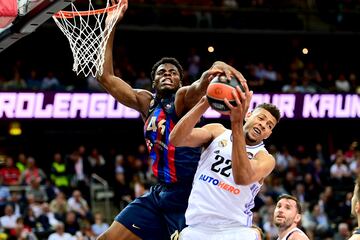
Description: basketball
xmin=206 ymin=74 xmax=244 ymax=113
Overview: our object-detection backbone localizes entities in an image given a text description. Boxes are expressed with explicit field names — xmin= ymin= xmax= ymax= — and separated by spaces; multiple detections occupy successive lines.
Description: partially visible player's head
xmin=274 ymin=194 xmax=302 ymax=230
xmin=244 ymin=103 xmax=280 ymax=144
xmin=151 ymin=57 xmax=184 ymax=96
xmin=351 ymin=176 xmax=360 ymax=217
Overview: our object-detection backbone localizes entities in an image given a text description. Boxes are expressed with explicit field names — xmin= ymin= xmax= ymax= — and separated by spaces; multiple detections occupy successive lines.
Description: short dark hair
xmin=150 ymin=57 xmax=184 ymax=82
xmin=277 ymin=194 xmax=302 ymax=214
xmin=255 ymin=103 xmax=281 ymax=123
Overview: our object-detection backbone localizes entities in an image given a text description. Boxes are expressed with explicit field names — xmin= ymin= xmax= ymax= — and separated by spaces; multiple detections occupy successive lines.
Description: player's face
xmin=244 ymin=108 xmax=277 ymax=144
xmin=351 ymin=184 xmax=359 ymax=216
xmin=274 ymin=198 xmax=300 ymax=229
xmin=153 ymin=63 xmax=181 ymax=95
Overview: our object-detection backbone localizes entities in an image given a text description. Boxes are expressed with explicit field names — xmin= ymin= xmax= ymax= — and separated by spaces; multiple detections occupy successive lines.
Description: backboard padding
xmin=0 ymin=0 xmax=74 ymax=53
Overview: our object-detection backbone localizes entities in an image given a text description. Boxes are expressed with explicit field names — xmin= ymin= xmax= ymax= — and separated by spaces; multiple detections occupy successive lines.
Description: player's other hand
xmin=210 ymin=61 xmax=247 ymax=84
xmin=106 ymin=0 xmax=128 ymax=26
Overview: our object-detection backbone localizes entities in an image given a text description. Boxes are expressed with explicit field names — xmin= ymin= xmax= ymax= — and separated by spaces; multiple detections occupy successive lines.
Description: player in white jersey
xmin=169 ymin=84 xmax=281 ymax=240
xmin=349 ymin=176 xmax=360 ymax=240
xmin=273 ymin=194 xmax=310 ymax=240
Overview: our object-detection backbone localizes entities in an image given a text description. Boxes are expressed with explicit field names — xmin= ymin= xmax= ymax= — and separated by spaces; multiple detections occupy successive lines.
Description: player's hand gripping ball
xmin=206 ymin=74 xmax=245 ymax=113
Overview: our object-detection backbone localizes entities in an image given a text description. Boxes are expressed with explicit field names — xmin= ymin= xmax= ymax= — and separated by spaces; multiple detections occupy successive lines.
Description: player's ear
xmin=294 ymin=213 xmax=301 ymax=225
xmin=356 ymin=201 xmax=360 ymax=214
xmin=244 ymin=111 xmax=252 ymax=122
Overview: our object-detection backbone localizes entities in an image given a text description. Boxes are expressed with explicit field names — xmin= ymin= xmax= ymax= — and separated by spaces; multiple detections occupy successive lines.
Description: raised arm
xmin=170 ymin=97 xmax=217 ymax=148
xmin=175 ymin=61 xmax=247 ymax=116
xmin=225 ymin=84 xmax=275 ymax=185
xmin=97 ymin=0 xmax=152 ymax=120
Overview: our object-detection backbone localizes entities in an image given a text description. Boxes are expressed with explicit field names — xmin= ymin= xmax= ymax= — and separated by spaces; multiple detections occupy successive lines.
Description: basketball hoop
xmin=52 ymin=0 xmax=126 ymax=77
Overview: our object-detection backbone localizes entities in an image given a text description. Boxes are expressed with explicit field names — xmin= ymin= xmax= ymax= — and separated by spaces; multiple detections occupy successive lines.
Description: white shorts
xmin=179 ymin=225 xmax=260 ymax=240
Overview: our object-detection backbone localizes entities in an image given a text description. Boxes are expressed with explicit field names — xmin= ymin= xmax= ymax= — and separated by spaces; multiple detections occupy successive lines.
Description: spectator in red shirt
xmin=0 ymin=156 xmax=20 ymax=186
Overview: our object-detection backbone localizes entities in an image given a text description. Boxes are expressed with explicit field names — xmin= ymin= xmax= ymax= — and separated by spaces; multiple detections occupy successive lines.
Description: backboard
xmin=0 ymin=0 xmax=74 ymax=53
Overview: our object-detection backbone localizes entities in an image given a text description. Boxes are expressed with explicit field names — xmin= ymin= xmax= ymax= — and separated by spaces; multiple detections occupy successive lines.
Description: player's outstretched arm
xmin=170 ymin=97 xmax=214 ymax=148
xmin=97 ymin=0 xmax=152 ymax=120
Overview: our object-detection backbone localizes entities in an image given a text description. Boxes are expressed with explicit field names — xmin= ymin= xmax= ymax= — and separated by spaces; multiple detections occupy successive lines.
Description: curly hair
xmin=150 ymin=57 xmax=184 ymax=82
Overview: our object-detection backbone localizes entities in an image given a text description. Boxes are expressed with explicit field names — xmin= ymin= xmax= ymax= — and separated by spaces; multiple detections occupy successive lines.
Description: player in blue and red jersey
xmin=96 ymin=1 xmax=247 ymax=239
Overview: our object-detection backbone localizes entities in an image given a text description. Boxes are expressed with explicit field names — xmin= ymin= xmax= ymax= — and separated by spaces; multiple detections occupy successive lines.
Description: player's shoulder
xmin=288 ymin=231 xmax=310 ymax=240
xmin=349 ymin=234 xmax=360 ymax=240
xmin=203 ymin=123 xmax=226 ymax=132
xmin=203 ymin=123 xmax=227 ymax=138
xmin=175 ymin=85 xmax=189 ymax=96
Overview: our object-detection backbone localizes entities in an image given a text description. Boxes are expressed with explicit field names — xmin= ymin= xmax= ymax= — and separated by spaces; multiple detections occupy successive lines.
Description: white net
xmin=52 ymin=0 xmax=124 ymax=77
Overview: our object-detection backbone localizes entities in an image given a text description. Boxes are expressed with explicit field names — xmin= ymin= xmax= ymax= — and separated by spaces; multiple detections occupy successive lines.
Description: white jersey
xmin=185 ymin=129 xmax=267 ymax=227
xmin=277 ymin=227 xmax=308 ymax=240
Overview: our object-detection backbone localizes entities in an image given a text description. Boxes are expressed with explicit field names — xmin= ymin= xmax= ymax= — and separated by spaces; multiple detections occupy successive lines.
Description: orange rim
xmin=53 ymin=3 xmax=120 ymax=18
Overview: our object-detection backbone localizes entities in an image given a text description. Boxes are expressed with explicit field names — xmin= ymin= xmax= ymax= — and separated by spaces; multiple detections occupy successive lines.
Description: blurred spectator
xmin=349 ymin=72 xmax=359 ymax=93
xmin=263 ymin=212 xmax=278 ymax=240
xmin=0 ymin=204 xmax=18 ymax=231
xmin=13 ymin=216 xmax=38 ymax=240
xmin=275 ymin=146 xmax=293 ymax=172
xmin=38 ymin=202 xmax=59 ymax=230
xmin=23 ymin=206 xmax=38 ymax=229
xmin=49 ymin=192 xmax=68 ymax=221
xmin=19 ymin=157 xmax=46 ymax=186
xmin=345 ymin=141 xmax=358 ymax=163
xmin=333 ymin=222 xmax=351 ymax=240
xmin=0 ymin=176 xmax=11 ymax=214
xmin=330 ymin=156 xmax=351 ymax=181
xmin=41 ymin=70 xmax=61 ymax=90
xmin=0 ymin=156 xmax=20 ymax=186
xmin=335 ymin=73 xmax=351 ymax=92
xmin=311 ymin=203 xmax=331 ymax=237
xmin=133 ymin=70 xmax=151 ymax=91
xmin=67 ymin=190 xmax=89 ymax=218
xmin=67 ymin=150 xmax=91 ymax=200
xmin=282 ymin=77 xmax=300 ymax=93
xmin=88 ymin=148 xmax=107 ymax=180
xmin=303 ymin=62 xmax=322 ymax=83
xmin=91 ymin=212 xmax=109 ymax=237
xmin=50 ymin=152 xmax=69 ymax=193
xmin=49 ymin=222 xmax=73 ymax=240
xmin=113 ymin=154 xmax=132 ymax=210
xmin=3 ymin=70 xmax=27 ymax=90
xmin=25 ymin=178 xmax=48 ymax=203
xmin=25 ymin=68 xmax=42 ymax=90
xmin=312 ymin=143 xmax=328 ymax=165
xmin=86 ymin=75 xmax=104 ymax=92
xmin=16 ymin=153 xmax=27 ymax=173
xmin=64 ymin=211 xmax=80 ymax=235
xmin=187 ymin=47 xmax=201 ymax=82
xmin=78 ymin=219 xmax=96 ymax=240
xmin=9 ymin=192 xmax=24 ymax=216
xmin=26 ymin=194 xmax=42 ymax=218
xmin=350 ymin=154 xmax=360 ymax=177
xmin=297 ymin=76 xmax=317 ymax=93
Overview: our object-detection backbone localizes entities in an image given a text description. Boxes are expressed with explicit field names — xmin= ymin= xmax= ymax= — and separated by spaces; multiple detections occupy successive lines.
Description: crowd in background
xmin=0 ymin=1 xmax=359 ymax=239
xmin=0 ymin=138 xmax=359 ymax=239
xmin=0 ymin=47 xmax=359 ymax=94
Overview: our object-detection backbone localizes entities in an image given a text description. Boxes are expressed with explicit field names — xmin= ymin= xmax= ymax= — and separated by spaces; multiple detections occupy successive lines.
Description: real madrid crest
xmin=218 ymin=139 xmax=228 ymax=147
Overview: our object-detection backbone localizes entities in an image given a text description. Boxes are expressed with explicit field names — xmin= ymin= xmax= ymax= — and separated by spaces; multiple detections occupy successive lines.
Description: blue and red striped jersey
xmin=144 ymin=94 xmax=201 ymax=184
